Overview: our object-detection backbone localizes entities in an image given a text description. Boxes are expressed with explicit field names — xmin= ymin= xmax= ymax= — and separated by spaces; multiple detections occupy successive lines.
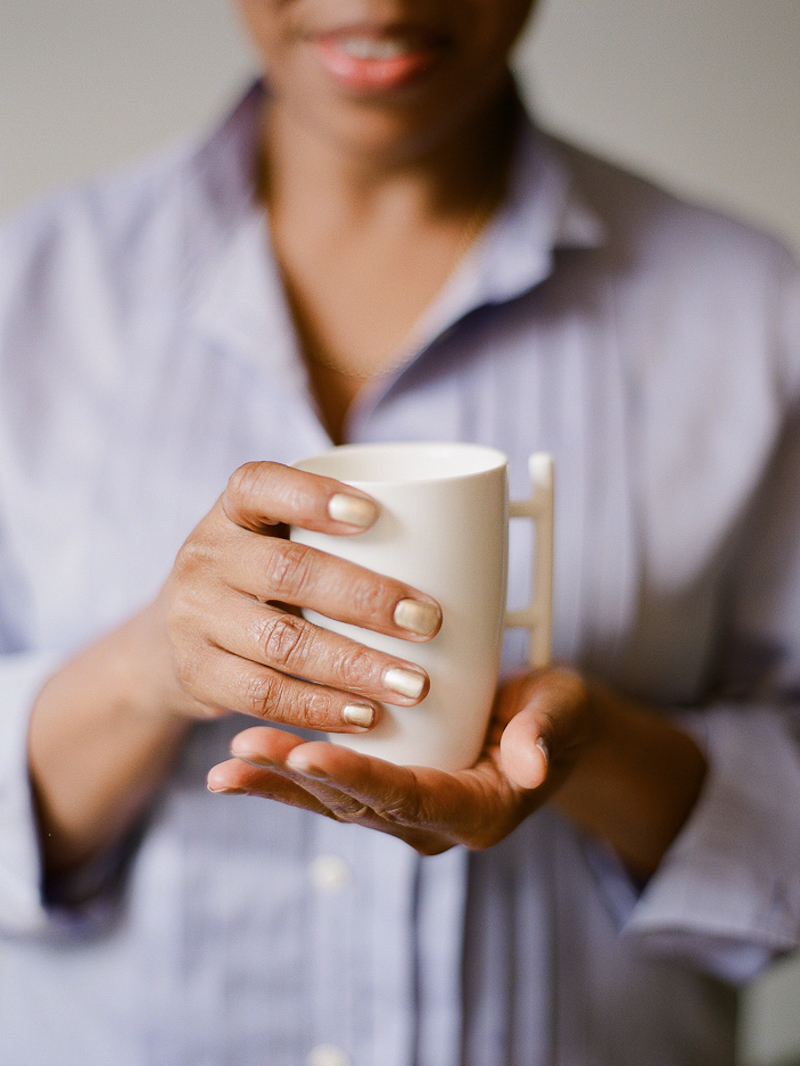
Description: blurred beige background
xmin=1 ymin=1 xmax=799 ymax=1062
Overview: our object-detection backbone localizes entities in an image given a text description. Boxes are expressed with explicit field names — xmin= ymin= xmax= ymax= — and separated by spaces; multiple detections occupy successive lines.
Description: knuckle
xmin=371 ymin=777 xmax=422 ymax=825
xmin=335 ymin=641 xmax=376 ymax=687
xmin=260 ymin=612 xmax=313 ymax=670
xmin=173 ymin=535 xmax=214 ymax=582
xmin=173 ymin=645 xmax=202 ymax=695
xmin=243 ymin=669 xmax=281 ymax=719
xmin=294 ymin=685 xmax=341 ymax=730
xmin=170 ymin=637 xmax=220 ymax=717
xmin=263 ymin=540 xmax=316 ymax=600
xmin=164 ymin=589 xmax=187 ymax=637
xmin=165 ymin=572 xmax=218 ymax=643
xmin=329 ymin=800 xmax=372 ymax=824
xmin=225 ymin=462 xmax=265 ymax=507
xmin=224 ymin=462 xmax=283 ymax=528
xmin=347 ymin=575 xmax=389 ymax=622
xmin=379 ymin=790 xmax=425 ymax=827
xmin=240 ymin=669 xmax=337 ymax=729
xmin=372 ymin=798 xmax=407 ymax=823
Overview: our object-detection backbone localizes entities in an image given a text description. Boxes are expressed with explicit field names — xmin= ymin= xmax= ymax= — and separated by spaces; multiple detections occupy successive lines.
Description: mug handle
xmin=505 ymin=453 xmax=554 ymax=669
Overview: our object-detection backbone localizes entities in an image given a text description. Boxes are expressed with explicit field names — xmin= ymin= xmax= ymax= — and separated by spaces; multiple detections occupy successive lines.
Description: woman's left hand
xmin=206 ymin=667 xmax=593 ymax=855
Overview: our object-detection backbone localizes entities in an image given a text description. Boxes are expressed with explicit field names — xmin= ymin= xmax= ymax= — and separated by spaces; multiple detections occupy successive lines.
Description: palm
xmin=207 ymin=670 xmax=587 ymax=854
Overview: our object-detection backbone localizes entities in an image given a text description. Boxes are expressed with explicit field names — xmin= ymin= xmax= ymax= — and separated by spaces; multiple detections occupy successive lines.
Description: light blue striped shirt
xmin=1 ymin=83 xmax=799 ymax=1064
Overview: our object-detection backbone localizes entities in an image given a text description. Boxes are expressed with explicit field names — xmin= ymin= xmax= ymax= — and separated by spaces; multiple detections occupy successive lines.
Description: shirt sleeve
xmin=0 ymin=648 xmax=143 ymax=940
xmin=616 ymin=705 xmax=800 ymax=983
xmin=0 ymin=649 xmax=62 ymax=934
xmin=603 ymin=249 xmax=800 ymax=983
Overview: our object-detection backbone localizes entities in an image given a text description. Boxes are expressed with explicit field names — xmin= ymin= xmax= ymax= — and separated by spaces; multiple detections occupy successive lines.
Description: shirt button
xmin=306 ymin=1044 xmax=350 ymax=1066
xmin=309 ymin=854 xmax=352 ymax=891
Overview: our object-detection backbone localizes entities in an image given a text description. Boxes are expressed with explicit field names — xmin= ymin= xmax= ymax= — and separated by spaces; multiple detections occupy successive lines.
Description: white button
xmin=306 ymin=1043 xmax=350 ymax=1066
xmin=309 ymin=854 xmax=352 ymax=891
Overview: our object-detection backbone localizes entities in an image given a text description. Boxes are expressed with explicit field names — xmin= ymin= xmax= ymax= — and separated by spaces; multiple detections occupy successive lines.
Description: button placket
xmin=306 ymin=1043 xmax=350 ymax=1066
xmin=306 ymin=819 xmax=419 ymax=1066
xmin=306 ymin=824 xmax=358 ymax=1063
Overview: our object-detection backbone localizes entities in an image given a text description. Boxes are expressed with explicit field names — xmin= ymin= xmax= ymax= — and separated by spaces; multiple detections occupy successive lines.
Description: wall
xmin=517 ymin=0 xmax=800 ymax=256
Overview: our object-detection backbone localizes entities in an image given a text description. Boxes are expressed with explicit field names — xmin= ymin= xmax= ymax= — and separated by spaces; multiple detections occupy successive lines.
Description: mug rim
xmin=293 ymin=441 xmax=508 ymax=484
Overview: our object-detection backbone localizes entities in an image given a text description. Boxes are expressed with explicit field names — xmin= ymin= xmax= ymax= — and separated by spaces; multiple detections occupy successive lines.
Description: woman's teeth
xmin=336 ymin=36 xmax=419 ymax=60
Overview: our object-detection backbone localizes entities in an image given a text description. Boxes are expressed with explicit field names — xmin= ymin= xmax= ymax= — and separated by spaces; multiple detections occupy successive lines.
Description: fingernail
xmin=342 ymin=703 xmax=375 ymax=729
xmin=231 ymin=749 xmax=274 ymax=768
xmin=328 ymin=493 xmax=377 ymax=528
xmin=287 ymin=758 xmax=328 ymax=779
xmin=384 ymin=666 xmax=426 ymax=700
xmin=207 ymin=784 xmax=249 ymax=795
xmin=393 ymin=598 xmax=441 ymax=637
xmin=536 ymin=737 xmax=550 ymax=767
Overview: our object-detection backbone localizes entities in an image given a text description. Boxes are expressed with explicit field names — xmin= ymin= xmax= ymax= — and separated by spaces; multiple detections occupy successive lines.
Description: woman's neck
xmin=261 ymin=73 xmax=520 ymax=227
xmin=259 ymin=79 xmax=521 ymax=443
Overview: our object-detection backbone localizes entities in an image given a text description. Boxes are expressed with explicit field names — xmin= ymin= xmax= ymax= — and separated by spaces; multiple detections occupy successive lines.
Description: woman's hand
xmin=29 ymin=460 xmax=442 ymax=875
xmin=158 ymin=460 xmax=442 ymax=732
xmin=207 ymin=665 xmax=707 ymax=879
xmin=206 ymin=668 xmax=591 ymax=855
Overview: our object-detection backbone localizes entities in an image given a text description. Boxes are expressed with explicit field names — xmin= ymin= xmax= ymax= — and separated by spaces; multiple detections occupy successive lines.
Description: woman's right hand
xmin=157 ymin=461 xmax=442 ymax=734
xmin=28 ymin=460 xmax=442 ymax=876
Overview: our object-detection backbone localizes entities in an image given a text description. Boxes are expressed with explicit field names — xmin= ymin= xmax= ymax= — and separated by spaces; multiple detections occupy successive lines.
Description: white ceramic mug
xmin=291 ymin=442 xmax=553 ymax=771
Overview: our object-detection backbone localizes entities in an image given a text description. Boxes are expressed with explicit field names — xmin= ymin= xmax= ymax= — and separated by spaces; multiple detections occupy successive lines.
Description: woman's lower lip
xmin=313 ymin=35 xmax=442 ymax=93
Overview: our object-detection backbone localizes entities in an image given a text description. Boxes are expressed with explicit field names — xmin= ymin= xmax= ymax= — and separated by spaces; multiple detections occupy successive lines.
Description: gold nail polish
xmin=342 ymin=703 xmax=375 ymax=729
xmin=384 ymin=666 xmax=426 ymax=700
xmin=393 ymin=598 xmax=441 ymax=637
xmin=328 ymin=493 xmax=377 ymax=528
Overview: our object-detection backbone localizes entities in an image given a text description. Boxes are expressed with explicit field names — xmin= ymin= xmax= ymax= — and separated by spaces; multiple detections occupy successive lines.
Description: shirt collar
xmin=185 ymin=82 xmax=606 ymax=380
xmin=397 ymin=118 xmax=607 ymax=358
xmin=480 ymin=117 xmax=607 ymax=297
xmin=185 ymin=84 xmax=308 ymax=388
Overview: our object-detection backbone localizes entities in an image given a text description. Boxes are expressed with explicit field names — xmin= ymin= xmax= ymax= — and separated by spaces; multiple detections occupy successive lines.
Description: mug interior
xmin=294 ymin=442 xmax=507 ymax=483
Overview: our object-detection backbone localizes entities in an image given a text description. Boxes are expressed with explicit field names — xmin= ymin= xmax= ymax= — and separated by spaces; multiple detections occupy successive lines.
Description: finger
xmin=233 ymin=736 xmax=446 ymax=847
xmin=281 ymin=740 xmax=510 ymax=846
xmin=210 ymin=743 xmax=447 ymax=852
xmin=222 ymin=461 xmax=378 ymax=535
xmin=180 ymin=642 xmax=381 ymax=732
xmin=221 ymin=536 xmax=441 ymax=642
xmin=227 ymin=729 xmax=528 ymax=852
xmin=227 ymin=728 xmax=377 ymax=817
xmin=500 ymin=668 xmax=591 ymax=790
xmin=227 ymin=724 xmax=308 ymax=764
xmin=217 ymin=463 xmax=441 ymax=640
xmin=206 ymin=731 xmax=325 ymax=807
xmin=499 ymin=710 xmax=550 ymax=789
xmin=225 ymin=730 xmax=403 ymax=831
xmin=234 ymin=734 xmax=429 ymax=827
xmin=202 ymin=592 xmax=429 ymax=705
xmin=207 ymin=758 xmax=335 ymax=819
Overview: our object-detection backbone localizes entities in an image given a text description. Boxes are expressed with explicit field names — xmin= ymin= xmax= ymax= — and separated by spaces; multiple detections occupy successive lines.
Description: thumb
xmin=499 ymin=668 xmax=590 ymax=791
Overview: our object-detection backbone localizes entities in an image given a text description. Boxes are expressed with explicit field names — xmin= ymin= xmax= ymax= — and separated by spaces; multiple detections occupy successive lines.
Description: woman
xmin=1 ymin=1 xmax=799 ymax=1062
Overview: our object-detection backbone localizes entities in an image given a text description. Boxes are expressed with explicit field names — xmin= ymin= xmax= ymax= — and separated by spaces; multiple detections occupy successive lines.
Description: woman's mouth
xmin=312 ymin=27 xmax=446 ymax=93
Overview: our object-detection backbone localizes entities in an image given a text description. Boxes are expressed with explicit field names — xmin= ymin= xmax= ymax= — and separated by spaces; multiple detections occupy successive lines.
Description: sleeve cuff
xmin=0 ymin=650 xmax=62 ymax=934
xmin=614 ymin=706 xmax=800 ymax=982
